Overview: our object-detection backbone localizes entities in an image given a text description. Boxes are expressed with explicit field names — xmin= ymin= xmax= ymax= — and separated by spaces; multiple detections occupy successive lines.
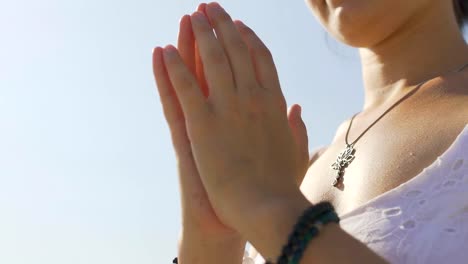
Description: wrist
xmin=181 ymin=223 xmax=245 ymax=243
xmin=237 ymin=190 xmax=312 ymax=261
xmin=178 ymin=227 xmax=247 ymax=264
xmin=182 ymin=212 xmax=243 ymax=238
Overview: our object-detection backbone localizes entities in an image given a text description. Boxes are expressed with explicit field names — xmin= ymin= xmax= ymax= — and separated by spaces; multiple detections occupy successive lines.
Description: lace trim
xmin=338 ymin=124 xmax=468 ymax=263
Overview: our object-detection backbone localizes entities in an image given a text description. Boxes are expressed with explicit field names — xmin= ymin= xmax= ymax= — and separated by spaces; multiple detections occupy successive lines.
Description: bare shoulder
xmin=305 ymin=70 xmax=468 ymax=172
xmin=434 ymin=70 xmax=468 ymax=121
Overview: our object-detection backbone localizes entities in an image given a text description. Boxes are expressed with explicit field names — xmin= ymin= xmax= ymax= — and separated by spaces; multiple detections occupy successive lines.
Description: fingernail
xmin=179 ymin=14 xmax=189 ymax=24
xmin=163 ymin=45 xmax=177 ymax=58
xmin=207 ymin=2 xmax=225 ymax=15
xmin=197 ymin=3 xmax=206 ymax=10
xmin=235 ymin=20 xmax=247 ymax=28
xmin=152 ymin=46 xmax=160 ymax=55
xmin=191 ymin=11 xmax=207 ymax=22
xmin=211 ymin=2 xmax=222 ymax=9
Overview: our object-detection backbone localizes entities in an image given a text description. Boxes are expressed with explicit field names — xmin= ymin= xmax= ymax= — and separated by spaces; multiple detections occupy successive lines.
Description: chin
xmin=306 ymin=0 xmax=420 ymax=48
xmin=327 ymin=6 xmax=391 ymax=48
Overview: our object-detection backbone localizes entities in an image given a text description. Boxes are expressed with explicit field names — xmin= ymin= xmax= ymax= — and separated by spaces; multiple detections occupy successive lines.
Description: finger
xmin=190 ymin=11 xmax=236 ymax=105
xmin=205 ymin=3 xmax=258 ymax=97
xmin=155 ymin=45 xmax=218 ymax=231
xmin=162 ymin=45 xmax=209 ymax=126
xmin=287 ymin=104 xmax=309 ymax=183
xmin=197 ymin=2 xmax=207 ymax=13
xmin=195 ymin=3 xmax=210 ymax=96
xmin=178 ymin=14 xmax=210 ymax=99
xmin=177 ymin=3 xmax=210 ymax=99
xmin=152 ymin=47 xmax=192 ymax=157
xmin=194 ymin=42 xmax=210 ymax=98
xmin=288 ymin=105 xmax=309 ymax=162
xmin=233 ymin=20 xmax=286 ymax=110
xmin=178 ymin=15 xmax=196 ymax=77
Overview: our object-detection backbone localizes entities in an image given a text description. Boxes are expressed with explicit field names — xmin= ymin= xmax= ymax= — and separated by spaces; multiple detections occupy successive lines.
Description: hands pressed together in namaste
xmin=152 ymin=2 xmax=312 ymax=260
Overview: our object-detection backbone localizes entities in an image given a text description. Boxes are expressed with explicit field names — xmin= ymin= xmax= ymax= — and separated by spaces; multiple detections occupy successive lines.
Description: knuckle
xmin=187 ymin=110 xmax=211 ymax=136
xmin=230 ymin=106 xmax=243 ymax=120
xmin=225 ymin=96 xmax=240 ymax=113
xmin=238 ymin=23 xmax=254 ymax=36
xmin=239 ymin=28 xmax=270 ymax=57
xmin=207 ymin=48 xmax=228 ymax=65
xmin=214 ymin=11 xmax=232 ymax=26
xmin=268 ymin=92 xmax=286 ymax=112
xmin=198 ymin=22 xmax=214 ymax=35
xmin=246 ymin=92 xmax=267 ymax=118
xmin=278 ymin=96 xmax=287 ymax=113
xmin=229 ymin=37 xmax=248 ymax=53
xmin=178 ymin=72 xmax=195 ymax=89
xmin=225 ymin=104 xmax=244 ymax=123
xmin=246 ymin=111 xmax=261 ymax=122
xmin=259 ymin=89 xmax=279 ymax=110
xmin=254 ymin=46 xmax=273 ymax=61
xmin=250 ymin=84 xmax=265 ymax=97
xmin=244 ymin=81 xmax=260 ymax=93
xmin=246 ymin=105 xmax=263 ymax=121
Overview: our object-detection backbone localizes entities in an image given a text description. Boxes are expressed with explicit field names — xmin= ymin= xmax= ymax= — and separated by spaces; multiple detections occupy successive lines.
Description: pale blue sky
xmin=4 ymin=0 xmax=460 ymax=263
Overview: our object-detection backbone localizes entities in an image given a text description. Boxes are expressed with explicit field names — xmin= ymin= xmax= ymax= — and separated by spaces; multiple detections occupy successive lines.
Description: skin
xmin=153 ymin=1 xmax=468 ymax=263
xmin=302 ymin=0 xmax=468 ymax=215
xmin=154 ymin=3 xmax=312 ymax=262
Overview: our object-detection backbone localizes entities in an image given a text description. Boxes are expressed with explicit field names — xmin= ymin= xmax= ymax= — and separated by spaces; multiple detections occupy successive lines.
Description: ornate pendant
xmin=331 ymin=144 xmax=356 ymax=187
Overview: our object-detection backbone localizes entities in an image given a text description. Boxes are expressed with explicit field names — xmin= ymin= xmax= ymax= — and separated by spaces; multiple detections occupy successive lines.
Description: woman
xmin=153 ymin=0 xmax=468 ymax=263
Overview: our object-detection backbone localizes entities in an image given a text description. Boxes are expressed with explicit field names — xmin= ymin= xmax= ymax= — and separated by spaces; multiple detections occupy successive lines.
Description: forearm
xmin=240 ymin=194 xmax=388 ymax=264
xmin=300 ymin=222 xmax=388 ymax=263
xmin=177 ymin=226 xmax=247 ymax=264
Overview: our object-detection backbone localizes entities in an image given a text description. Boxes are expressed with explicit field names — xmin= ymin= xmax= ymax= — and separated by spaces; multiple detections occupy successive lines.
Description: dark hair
xmin=453 ymin=0 xmax=468 ymax=29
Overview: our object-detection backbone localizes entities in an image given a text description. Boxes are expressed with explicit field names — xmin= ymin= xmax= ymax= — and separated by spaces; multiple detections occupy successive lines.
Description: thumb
xmin=287 ymin=104 xmax=310 ymax=183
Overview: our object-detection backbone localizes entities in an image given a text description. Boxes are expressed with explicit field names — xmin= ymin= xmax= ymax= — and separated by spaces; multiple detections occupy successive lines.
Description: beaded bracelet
xmin=172 ymin=201 xmax=339 ymax=264
xmin=265 ymin=201 xmax=339 ymax=264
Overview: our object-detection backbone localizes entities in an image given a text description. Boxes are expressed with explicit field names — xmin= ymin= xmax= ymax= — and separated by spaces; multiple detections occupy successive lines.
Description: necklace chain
xmin=331 ymin=61 xmax=468 ymax=187
xmin=345 ymin=62 xmax=468 ymax=146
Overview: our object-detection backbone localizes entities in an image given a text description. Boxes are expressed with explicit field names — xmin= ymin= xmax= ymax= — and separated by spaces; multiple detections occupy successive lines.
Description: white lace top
xmin=244 ymin=124 xmax=468 ymax=264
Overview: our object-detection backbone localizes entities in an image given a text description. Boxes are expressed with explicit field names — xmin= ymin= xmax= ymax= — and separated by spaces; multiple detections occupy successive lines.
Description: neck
xmin=358 ymin=1 xmax=468 ymax=110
